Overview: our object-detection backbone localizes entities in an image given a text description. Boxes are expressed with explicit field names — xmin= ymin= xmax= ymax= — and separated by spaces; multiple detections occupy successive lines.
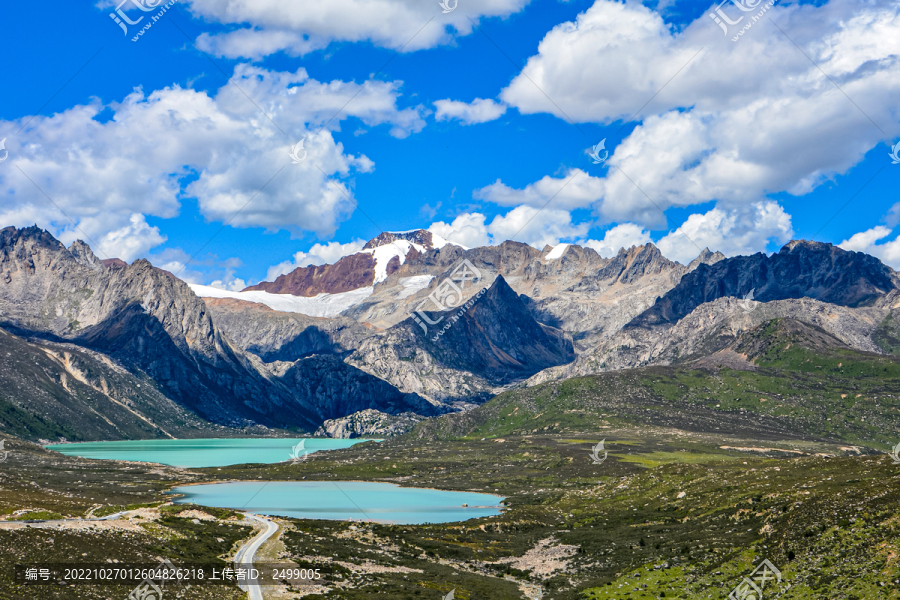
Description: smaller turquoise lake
xmin=45 ymin=438 xmax=376 ymax=468
xmin=170 ymin=481 xmax=504 ymax=524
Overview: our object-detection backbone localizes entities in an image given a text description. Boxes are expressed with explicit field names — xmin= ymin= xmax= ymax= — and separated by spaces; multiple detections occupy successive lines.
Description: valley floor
xmin=0 ymin=429 xmax=898 ymax=599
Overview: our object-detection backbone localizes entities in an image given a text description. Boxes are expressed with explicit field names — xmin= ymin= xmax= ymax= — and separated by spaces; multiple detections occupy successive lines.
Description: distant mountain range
xmin=1 ymin=224 xmax=899 ymax=441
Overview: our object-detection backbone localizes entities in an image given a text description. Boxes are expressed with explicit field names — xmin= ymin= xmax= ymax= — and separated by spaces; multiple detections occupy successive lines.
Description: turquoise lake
xmin=45 ymin=438 xmax=377 ymax=468
xmin=169 ymin=481 xmax=504 ymax=524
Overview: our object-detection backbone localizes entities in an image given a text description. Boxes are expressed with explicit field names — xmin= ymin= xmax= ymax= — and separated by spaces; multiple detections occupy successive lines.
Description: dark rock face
xmin=314 ymin=409 xmax=426 ymax=438
xmin=404 ymin=275 xmax=574 ymax=386
xmin=278 ymin=355 xmax=438 ymax=421
xmin=628 ymin=241 xmax=899 ymax=329
xmin=0 ymin=326 xmax=226 ymax=441
xmin=243 ymin=252 xmax=377 ymax=296
xmin=347 ymin=274 xmax=575 ymax=402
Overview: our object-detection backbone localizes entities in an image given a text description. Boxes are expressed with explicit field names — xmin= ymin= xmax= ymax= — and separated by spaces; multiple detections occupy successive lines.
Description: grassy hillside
xmin=0 ymin=326 xmax=267 ymax=441
xmin=416 ymin=319 xmax=900 ymax=450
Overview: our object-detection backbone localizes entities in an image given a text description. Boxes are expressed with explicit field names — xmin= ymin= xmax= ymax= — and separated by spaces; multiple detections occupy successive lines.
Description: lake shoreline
xmin=44 ymin=438 xmax=381 ymax=468
xmin=169 ymin=480 xmax=506 ymax=525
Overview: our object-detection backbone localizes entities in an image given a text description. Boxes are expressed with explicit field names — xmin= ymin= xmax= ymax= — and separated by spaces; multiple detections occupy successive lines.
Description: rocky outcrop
xmin=347 ymin=276 xmax=575 ymax=403
xmin=628 ymin=241 xmax=899 ymax=330
xmin=314 ymin=409 xmax=426 ymax=438
xmin=528 ymin=296 xmax=890 ymax=384
xmin=243 ymin=252 xmax=378 ymax=296
xmin=203 ymin=297 xmax=375 ymax=362
xmin=362 ymin=229 xmax=443 ymax=251
xmin=687 ymin=248 xmax=725 ymax=272
xmin=101 ymin=258 xmax=128 ymax=269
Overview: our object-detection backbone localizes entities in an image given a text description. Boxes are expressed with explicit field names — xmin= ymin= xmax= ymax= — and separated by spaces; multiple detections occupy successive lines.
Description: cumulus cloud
xmin=488 ymin=205 xmax=590 ymax=248
xmin=473 ymin=168 xmax=602 ymax=212
xmin=656 ymin=201 xmax=793 ymax=264
xmin=496 ymin=0 xmax=900 ymax=226
xmin=146 ymin=248 xmax=205 ymax=284
xmin=0 ymin=64 xmax=422 ymax=263
xmin=429 ymin=207 xmax=589 ymax=249
xmin=429 ymin=213 xmax=492 ymax=248
xmin=177 ymin=0 xmax=531 ymax=59
xmin=581 ymin=223 xmax=652 ymax=258
xmin=265 ymin=238 xmax=367 ymax=281
xmin=839 ymin=226 xmax=900 ymax=268
xmin=434 ymin=98 xmax=507 ymax=125
xmin=95 ymin=214 xmax=167 ymax=263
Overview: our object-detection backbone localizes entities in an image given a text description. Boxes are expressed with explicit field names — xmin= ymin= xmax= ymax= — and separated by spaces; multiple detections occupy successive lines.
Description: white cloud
xmin=146 ymin=248 xmax=205 ymax=284
xmin=181 ymin=0 xmax=532 ymax=59
xmin=581 ymin=223 xmax=651 ymax=258
xmin=429 ymin=206 xmax=588 ymax=249
xmin=488 ymin=206 xmax=590 ymax=248
xmin=884 ymin=202 xmax=900 ymax=228
xmin=473 ymin=168 xmax=602 ymax=211
xmin=656 ymin=201 xmax=793 ymax=264
xmin=429 ymin=213 xmax=491 ymax=249
xmin=839 ymin=226 xmax=900 ymax=268
xmin=95 ymin=213 xmax=167 ymax=263
xmin=434 ymin=98 xmax=507 ymax=125
xmin=496 ymin=0 xmax=900 ymax=226
xmin=0 ymin=64 xmax=422 ymax=256
xmin=265 ymin=238 xmax=367 ymax=281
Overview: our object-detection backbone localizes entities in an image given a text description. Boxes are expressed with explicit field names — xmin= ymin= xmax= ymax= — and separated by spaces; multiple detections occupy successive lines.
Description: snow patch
xmin=546 ymin=243 xmax=570 ymax=260
xmin=189 ymin=284 xmax=373 ymax=318
xmin=362 ymin=240 xmax=426 ymax=284
xmin=429 ymin=232 xmax=451 ymax=249
xmin=394 ymin=275 xmax=435 ymax=300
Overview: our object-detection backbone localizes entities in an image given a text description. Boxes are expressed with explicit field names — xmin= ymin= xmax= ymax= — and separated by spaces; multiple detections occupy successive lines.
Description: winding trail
xmin=234 ymin=513 xmax=279 ymax=600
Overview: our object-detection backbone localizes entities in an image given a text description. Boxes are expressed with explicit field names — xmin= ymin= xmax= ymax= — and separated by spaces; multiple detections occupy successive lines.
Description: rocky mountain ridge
xmin=5 ymin=224 xmax=900 ymax=440
xmin=243 ymin=229 xmax=453 ymax=297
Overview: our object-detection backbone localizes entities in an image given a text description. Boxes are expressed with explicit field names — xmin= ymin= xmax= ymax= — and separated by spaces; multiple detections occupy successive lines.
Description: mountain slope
xmin=628 ymin=240 xmax=898 ymax=329
xmin=0 ymin=327 xmax=225 ymax=441
xmin=416 ymin=318 xmax=900 ymax=448
xmin=201 ymin=297 xmax=375 ymax=362
xmin=0 ymin=226 xmax=433 ymax=436
xmin=347 ymin=275 xmax=575 ymax=403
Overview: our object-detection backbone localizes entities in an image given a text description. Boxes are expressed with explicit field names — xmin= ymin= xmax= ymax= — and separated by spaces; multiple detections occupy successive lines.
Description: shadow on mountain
xmin=404 ymin=276 xmax=575 ymax=385
xmin=628 ymin=241 xmax=897 ymax=329
xmin=75 ymin=302 xmax=302 ymax=427
xmin=277 ymin=355 xmax=440 ymax=421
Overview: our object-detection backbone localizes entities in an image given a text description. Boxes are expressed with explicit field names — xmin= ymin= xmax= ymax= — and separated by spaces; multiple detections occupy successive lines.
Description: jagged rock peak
xmin=1 ymin=225 xmax=65 ymax=251
xmin=780 ymin=239 xmax=833 ymax=253
xmin=603 ymin=243 xmax=677 ymax=282
xmin=687 ymin=247 xmax=726 ymax=272
xmin=68 ymin=240 xmax=104 ymax=271
xmin=363 ymin=230 xmax=450 ymax=251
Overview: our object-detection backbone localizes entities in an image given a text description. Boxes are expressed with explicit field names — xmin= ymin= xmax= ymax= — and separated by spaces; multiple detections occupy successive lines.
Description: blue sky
xmin=1 ymin=0 xmax=898 ymax=289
